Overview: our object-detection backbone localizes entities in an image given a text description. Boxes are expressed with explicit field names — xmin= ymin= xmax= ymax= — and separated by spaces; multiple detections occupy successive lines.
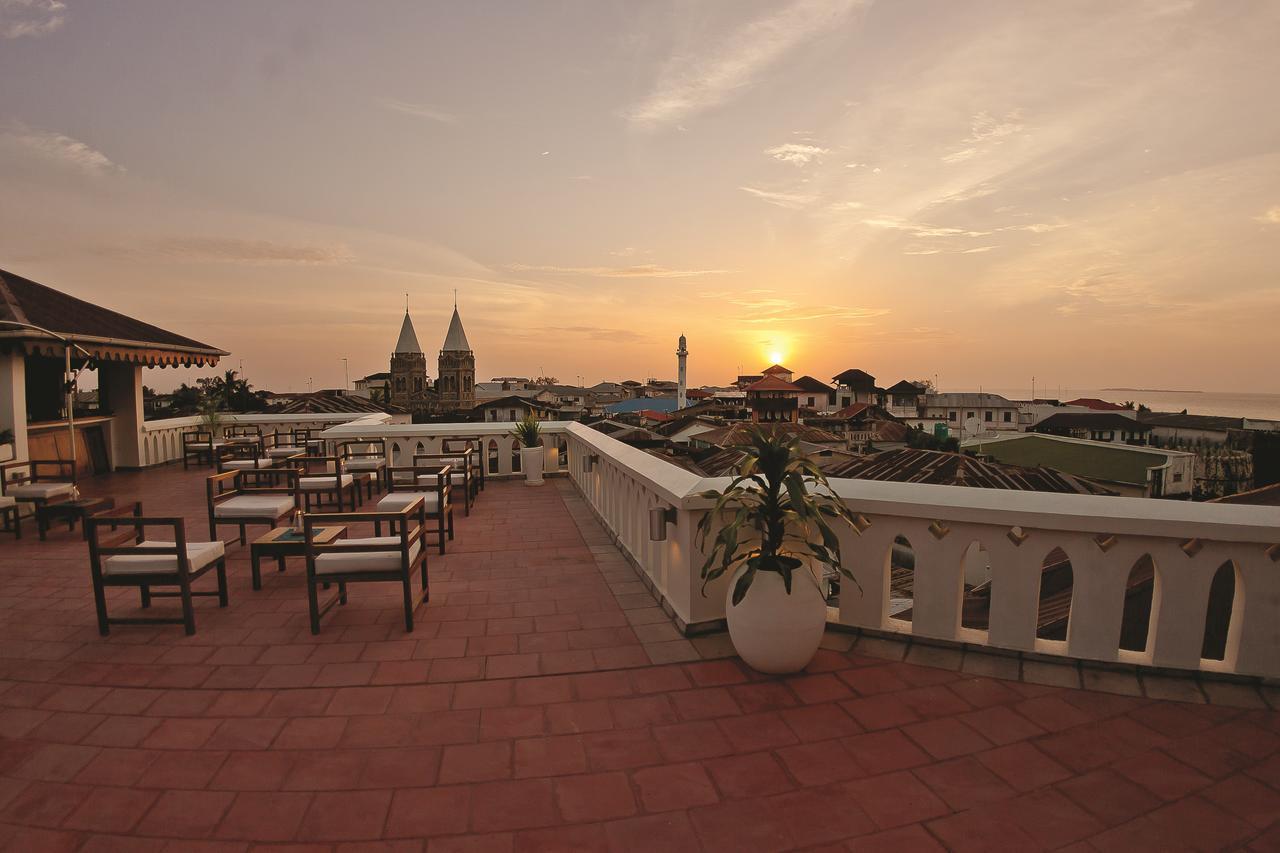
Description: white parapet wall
xmin=139 ymin=413 xmax=394 ymax=467
xmin=289 ymin=418 xmax=1280 ymax=679
xmin=560 ymin=423 xmax=1280 ymax=680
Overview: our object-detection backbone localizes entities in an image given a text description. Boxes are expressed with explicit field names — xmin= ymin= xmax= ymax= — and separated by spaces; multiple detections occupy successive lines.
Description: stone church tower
xmin=389 ymin=310 xmax=430 ymax=412
xmin=436 ymin=306 xmax=475 ymax=412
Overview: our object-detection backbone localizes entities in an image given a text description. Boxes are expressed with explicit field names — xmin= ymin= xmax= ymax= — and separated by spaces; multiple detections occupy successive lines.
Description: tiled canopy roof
xmin=0 ymin=268 xmax=226 ymax=366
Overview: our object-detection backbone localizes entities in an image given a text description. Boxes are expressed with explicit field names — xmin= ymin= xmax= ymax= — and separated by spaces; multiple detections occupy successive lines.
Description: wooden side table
xmin=250 ymin=525 xmax=346 ymax=590
xmin=37 ymin=497 xmax=118 ymax=540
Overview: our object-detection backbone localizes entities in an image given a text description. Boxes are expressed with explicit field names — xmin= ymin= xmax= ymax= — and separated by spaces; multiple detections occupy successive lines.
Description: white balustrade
xmin=268 ymin=418 xmax=1280 ymax=678
xmin=139 ymin=413 xmax=392 ymax=467
xmin=560 ymin=423 xmax=1280 ymax=680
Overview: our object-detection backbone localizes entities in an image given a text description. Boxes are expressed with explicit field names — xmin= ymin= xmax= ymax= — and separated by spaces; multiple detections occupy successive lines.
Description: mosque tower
xmin=677 ymin=333 xmax=688 ymax=410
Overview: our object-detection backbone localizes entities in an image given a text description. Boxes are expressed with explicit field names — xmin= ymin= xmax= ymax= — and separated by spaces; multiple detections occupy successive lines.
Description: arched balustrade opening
xmin=1119 ymin=554 xmax=1156 ymax=653
xmin=887 ymin=535 xmax=915 ymax=624
xmin=1202 ymin=560 xmax=1238 ymax=661
xmin=1036 ymin=547 xmax=1073 ymax=641
xmin=960 ymin=540 xmax=992 ymax=631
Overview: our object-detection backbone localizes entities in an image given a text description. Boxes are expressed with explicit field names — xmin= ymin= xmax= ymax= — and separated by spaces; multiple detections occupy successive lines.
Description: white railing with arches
xmin=320 ymin=420 xmax=575 ymax=478
xmin=560 ymin=422 xmax=1280 ymax=680
xmin=139 ymin=413 xmax=394 ymax=467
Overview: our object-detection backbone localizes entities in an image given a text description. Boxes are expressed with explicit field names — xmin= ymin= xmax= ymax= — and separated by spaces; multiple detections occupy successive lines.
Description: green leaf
xmin=731 ymin=567 xmax=756 ymax=606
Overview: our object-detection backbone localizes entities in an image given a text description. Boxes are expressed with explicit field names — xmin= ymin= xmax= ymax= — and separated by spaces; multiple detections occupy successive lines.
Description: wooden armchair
xmin=88 ymin=510 xmax=227 ymax=636
xmin=0 ymin=494 xmax=19 ymax=538
xmin=442 ymin=437 xmax=485 ymax=493
xmin=413 ymin=452 xmax=473 ymax=515
xmin=182 ymin=430 xmax=226 ymax=469
xmin=378 ymin=464 xmax=452 ymax=554
xmin=297 ymin=456 xmax=360 ymax=511
xmin=1 ymin=459 xmax=76 ymax=507
xmin=264 ymin=429 xmax=308 ymax=460
xmin=341 ymin=439 xmax=389 ymax=498
xmin=207 ymin=468 xmax=301 ymax=544
xmin=216 ymin=442 xmax=276 ymax=473
xmin=303 ymin=499 xmax=430 ymax=633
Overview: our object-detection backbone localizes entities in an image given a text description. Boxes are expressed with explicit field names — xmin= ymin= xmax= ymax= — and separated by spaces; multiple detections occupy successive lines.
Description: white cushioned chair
xmin=303 ymin=499 xmax=430 ymax=633
xmin=413 ymin=452 xmax=473 ymax=515
xmin=1 ymin=459 xmax=76 ymax=509
xmin=0 ymin=494 xmax=19 ymax=539
xmin=265 ymin=430 xmax=307 ymax=459
xmin=88 ymin=512 xmax=228 ymax=636
xmin=442 ymin=438 xmax=485 ymax=493
xmin=298 ymin=456 xmax=359 ymax=511
xmin=207 ymin=468 xmax=301 ymax=544
xmin=341 ymin=439 xmax=389 ymax=499
xmin=377 ymin=465 xmax=452 ymax=554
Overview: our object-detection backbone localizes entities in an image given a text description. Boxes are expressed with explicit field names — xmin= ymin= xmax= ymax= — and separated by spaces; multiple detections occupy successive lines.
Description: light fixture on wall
xmin=649 ymin=506 xmax=677 ymax=541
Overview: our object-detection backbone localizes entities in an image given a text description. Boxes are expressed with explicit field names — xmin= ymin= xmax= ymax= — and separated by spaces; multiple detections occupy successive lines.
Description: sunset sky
xmin=2 ymin=0 xmax=1278 ymax=393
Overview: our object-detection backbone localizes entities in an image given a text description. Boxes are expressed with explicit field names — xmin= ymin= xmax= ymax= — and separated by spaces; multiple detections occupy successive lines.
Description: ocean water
xmin=984 ymin=389 xmax=1280 ymax=422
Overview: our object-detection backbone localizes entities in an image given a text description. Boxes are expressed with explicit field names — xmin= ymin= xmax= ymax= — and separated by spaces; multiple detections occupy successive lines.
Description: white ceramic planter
xmin=520 ymin=446 xmax=545 ymax=486
xmin=725 ymin=562 xmax=827 ymax=674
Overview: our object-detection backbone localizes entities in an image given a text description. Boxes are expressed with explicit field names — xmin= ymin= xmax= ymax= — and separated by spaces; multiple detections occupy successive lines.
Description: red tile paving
xmin=0 ymin=464 xmax=1277 ymax=850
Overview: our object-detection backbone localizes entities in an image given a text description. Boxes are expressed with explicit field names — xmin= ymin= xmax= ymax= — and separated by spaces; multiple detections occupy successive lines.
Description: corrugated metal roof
xmin=823 ymin=448 xmax=1115 ymax=495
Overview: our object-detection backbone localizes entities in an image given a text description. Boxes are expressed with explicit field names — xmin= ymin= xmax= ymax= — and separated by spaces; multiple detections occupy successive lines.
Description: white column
xmin=99 ymin=362 xmax=145 ymax=469
xmin=0 ymin=351 xmax=28 ymax=463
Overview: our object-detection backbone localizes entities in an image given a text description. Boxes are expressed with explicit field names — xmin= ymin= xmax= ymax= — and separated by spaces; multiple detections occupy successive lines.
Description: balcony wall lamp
xmin=649 ymin=506 xmax=677 ymax=541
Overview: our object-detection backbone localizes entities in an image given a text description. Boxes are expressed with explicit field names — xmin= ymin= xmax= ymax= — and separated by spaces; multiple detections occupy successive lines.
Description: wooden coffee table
xmin=250 ymin=525 xmax=346 ymax=590
xmin=37 ymin=497 xmax=120 ymax=540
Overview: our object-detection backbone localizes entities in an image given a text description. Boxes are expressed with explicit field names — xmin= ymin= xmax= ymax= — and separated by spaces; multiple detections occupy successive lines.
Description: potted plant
xmin=514 ymin=414 xmax=544 ymax=486
xmin=696 ymin=427 xmax=861 ymax=674
xmin=198 ymin=397 xmax=225 ymax=440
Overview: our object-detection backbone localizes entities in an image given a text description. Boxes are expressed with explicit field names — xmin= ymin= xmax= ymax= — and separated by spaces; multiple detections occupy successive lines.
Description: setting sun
xmin=769 ymin=351 xmax=784 ymax=365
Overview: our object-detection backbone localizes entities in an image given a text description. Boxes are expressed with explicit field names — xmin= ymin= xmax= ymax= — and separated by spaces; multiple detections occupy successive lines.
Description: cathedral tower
xmin=437 ymin=305 xmax=475 ymax=412
xmin=389 ymin=310 xmax=429 ymax=412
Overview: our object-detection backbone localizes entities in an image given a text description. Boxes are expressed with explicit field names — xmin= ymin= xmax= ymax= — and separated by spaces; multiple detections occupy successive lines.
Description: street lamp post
xmin=0 ymin=320 xmax=95 ymax=483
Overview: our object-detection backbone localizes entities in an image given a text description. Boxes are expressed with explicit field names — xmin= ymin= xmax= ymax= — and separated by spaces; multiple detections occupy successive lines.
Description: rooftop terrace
xmin=2 ymin=460 xmax=1278 ymax=850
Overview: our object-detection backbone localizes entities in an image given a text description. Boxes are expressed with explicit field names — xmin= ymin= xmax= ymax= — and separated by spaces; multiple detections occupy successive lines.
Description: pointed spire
xmin=394 ymin=310 xmax=422 ymax=354
xmin=442 ymin=305 xmax=471 ymax=352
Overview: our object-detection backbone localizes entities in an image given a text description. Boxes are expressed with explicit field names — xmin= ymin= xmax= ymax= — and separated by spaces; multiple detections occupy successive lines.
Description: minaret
xmin=676 ymin=333 xmax=688 ymax=409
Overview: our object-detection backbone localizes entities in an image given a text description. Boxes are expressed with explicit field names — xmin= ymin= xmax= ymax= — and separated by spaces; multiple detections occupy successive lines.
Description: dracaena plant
xmin=696 ymin=426 xmax=862 ymax=606
xmin=513 ymin=414 xmax=541 ymax=448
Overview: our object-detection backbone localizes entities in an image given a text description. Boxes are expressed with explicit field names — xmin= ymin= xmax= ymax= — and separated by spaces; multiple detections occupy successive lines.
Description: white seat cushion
xmin=214 ymin=495 xmax=296 ymax=519
xmin=0 ymin=496 xmax=15 ymax=509
xmin=344 ymin=459 xmax=385 ymax=471
xmin=222 ymin=458 xmax=274 ymax=470
xmin=267 ymin=446 xmax=303 ymax=457
xmin=300 ymin=474 xmax=354 ymax=490
xmin=378 ymin=491 xmax=443 ymax=514
xmin=8 ymin=482 xmax=74 ymax=500
xmin=103 ymin=540 xmax=225 ymax=576
xmin=315 ymin=537 xmax=422 ymax=574
xmin=450 ymin=472 xmax=467 ymax=485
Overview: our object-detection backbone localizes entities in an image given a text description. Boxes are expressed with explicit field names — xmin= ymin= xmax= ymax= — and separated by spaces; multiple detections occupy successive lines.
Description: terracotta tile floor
xmin=0 ymin=465 xmax=1277 ymax=850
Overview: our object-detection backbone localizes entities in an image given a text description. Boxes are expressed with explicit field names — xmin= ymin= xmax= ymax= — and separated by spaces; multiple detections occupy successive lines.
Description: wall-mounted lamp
xmin=649 ymin=506 xmax=677 ymax=541
xmin=582 ymin=454 xmax=599 ymax=472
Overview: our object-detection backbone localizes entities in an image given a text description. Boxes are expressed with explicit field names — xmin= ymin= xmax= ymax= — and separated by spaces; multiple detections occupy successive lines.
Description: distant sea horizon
xmin=982 ymin=388 xmax=1280 ymax=421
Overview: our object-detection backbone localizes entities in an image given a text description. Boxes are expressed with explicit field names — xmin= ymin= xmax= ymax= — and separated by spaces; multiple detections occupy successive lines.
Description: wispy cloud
xmin=0 ymin=0 xmax=65 ymax=39
xmin=507 ymin=263 xmax=728 ymax=279
xmin=545 ymin=325 xmax=644 ymax=343
xmin=739 ymin=185 xmax=817 ymax=209
xmin=137 ymin=237 xmax=356 ymax=265
xmin=624 ymin=0 xmax=866 ymax=129
xmin=941 ymin=111 xmax=1025 ymax=163
xmin=1257 ymin=206 xmax=1280 ymax=224
xmin=861 ymin=216 xmax=990 ymax=238
xmin=380 ymin=98 xmax=458 ymax=124
xmin=0 ymin=123 xmax=121 ymax=175
xmin=701 ymin=289 xmax=888 ymax=324
xmin=765 ymin=142 xmax=829 ymax=166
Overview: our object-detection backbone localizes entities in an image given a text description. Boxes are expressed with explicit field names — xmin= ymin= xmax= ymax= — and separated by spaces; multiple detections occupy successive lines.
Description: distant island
xmin=1103 ymin=388 xmax=1203 ymax=394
